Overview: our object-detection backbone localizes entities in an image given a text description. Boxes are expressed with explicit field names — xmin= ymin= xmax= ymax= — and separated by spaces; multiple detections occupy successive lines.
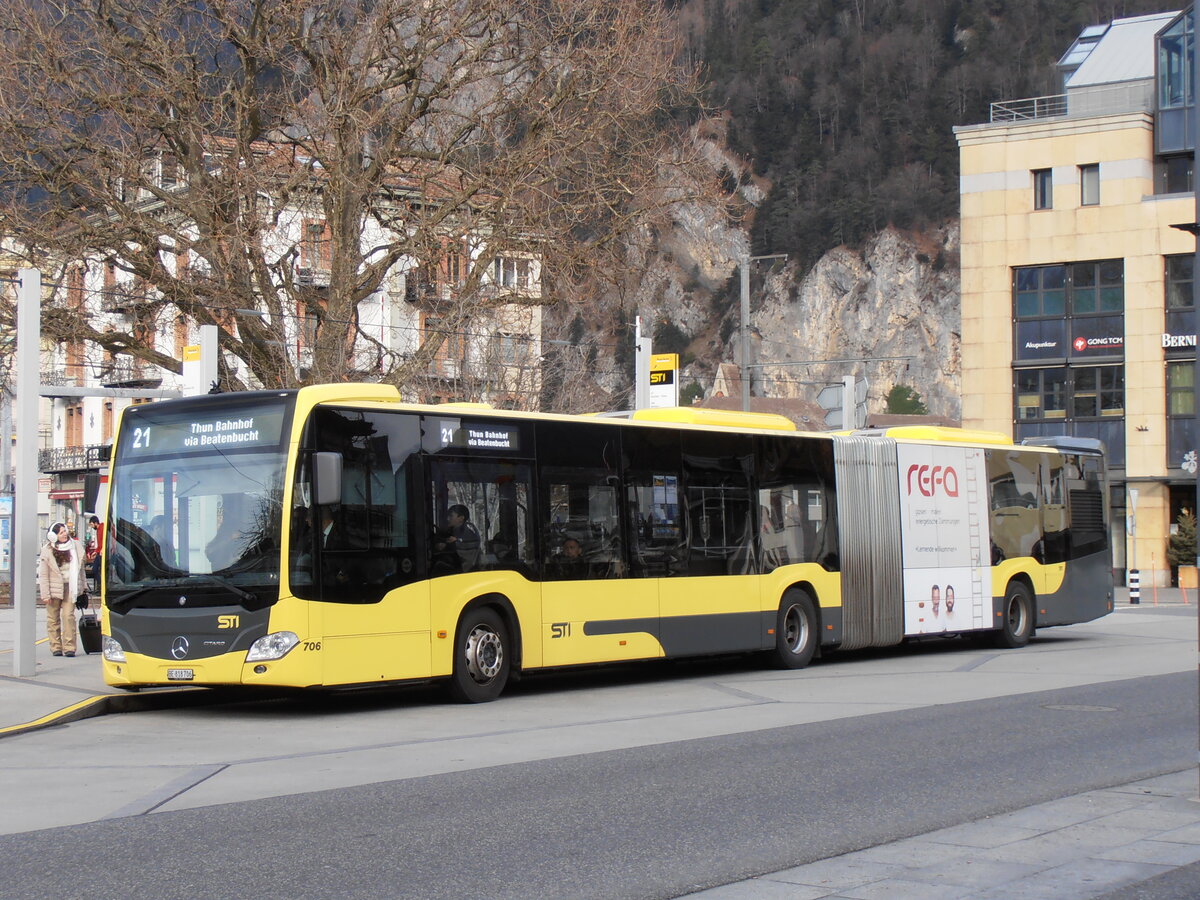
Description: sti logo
xmin=907 ymin=465 xmax=960 ymax=497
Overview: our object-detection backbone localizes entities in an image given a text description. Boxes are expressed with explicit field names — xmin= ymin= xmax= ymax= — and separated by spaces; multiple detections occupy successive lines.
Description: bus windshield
xmin=105 ymin=394 xmax=293 ymax=609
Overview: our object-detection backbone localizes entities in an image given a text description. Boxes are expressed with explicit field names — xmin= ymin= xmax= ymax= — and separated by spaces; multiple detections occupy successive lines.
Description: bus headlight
xmin=246 ymin=631 xmax=300 ymax=662
xmin=102 ymin=636 xmax=126 ymax=663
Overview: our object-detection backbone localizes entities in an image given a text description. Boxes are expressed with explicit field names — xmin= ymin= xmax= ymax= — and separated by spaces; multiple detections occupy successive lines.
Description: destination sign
xmin=118 ymin=401 xmax=289 ymax=457
xmin=434 ymin=419 xmax=522 ymax=453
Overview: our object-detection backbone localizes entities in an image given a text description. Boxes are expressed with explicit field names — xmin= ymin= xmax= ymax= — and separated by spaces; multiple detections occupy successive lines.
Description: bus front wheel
xmin=994 ymin=582 xmax=1034 ymax=649
xmin=449 ymin=607 xmax=511 ymax=703
xmin=773 ymin=588 xmax=818 ymax=669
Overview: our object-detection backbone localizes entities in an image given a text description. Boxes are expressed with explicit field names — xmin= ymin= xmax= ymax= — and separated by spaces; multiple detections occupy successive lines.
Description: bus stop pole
xmin=13 ymin=269 xmax=40 ymax=677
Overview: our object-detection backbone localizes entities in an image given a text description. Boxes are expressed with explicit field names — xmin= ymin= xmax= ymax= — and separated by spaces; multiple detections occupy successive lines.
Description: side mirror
xmin=313 ymin=452 xmax=343 ymax=506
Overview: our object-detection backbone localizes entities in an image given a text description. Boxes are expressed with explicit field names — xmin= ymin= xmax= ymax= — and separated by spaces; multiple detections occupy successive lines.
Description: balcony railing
xmin=990 ymin=94 xmax=1068 ymax=122
xmin=989 ymin=82 xmax=1154 ymax=125
xmin=39 ymin=444 xmax=109 ymax=473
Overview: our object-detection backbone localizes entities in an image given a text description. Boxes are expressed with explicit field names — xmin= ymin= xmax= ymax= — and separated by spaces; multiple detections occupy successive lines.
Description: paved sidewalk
xmin=1 ymin=584 xmax=1189 ymax=737
xmin=0 ymin=603 xmax=218 ymax=737
xmin=1 ymin=587 xmax=1197 ymax=900
xmin=684 ymin=769 xmax=1200 ymax=900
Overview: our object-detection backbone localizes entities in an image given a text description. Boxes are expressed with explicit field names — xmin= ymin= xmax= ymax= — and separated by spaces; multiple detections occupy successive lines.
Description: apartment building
xmin=33 ymin=151 xmax=543 ymax=529
xmin=955 ymin=9 xmax=1197 ymax=586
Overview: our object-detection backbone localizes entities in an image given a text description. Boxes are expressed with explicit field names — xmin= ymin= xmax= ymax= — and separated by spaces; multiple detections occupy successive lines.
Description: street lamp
xmin=739 ymin=253 xmax=787 ymax=411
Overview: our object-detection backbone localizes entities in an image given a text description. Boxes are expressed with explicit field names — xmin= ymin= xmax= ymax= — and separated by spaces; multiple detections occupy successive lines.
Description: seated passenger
xmin=434 ymin=504 xmax=481 ymax=571
xmin=548 ymin=537 xmax=590 ymax=580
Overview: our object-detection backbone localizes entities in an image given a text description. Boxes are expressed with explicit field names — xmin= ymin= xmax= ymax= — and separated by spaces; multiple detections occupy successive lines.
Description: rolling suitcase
xmin=78 ymin=606 xmax=102 ymax=655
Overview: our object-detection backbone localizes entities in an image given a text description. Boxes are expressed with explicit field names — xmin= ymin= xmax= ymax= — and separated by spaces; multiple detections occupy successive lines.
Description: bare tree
xmin=0 ymin=0 xmax=708 ymax=392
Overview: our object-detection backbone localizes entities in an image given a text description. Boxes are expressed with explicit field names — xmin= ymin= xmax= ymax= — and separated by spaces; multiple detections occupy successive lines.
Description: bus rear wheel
xmin=773 ymin=588 xmax=818 ymax=669
xmin=994 ymin=581 xmax=1034 ymax=649
xmin=449 ymin=607 xmax=511 ymax=703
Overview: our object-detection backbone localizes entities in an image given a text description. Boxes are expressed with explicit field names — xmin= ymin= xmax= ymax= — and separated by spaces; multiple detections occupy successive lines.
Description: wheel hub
xmin=785 ymin=604 xmax=808 ymax=652
xmin=465 ymin=625 xmax=503 ymax=683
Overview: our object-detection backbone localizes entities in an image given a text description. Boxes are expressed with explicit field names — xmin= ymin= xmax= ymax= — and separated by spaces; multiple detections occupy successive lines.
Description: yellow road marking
xmin=0 ymin=638 xmax=50 ymax=655
xmin=0 ymin=694 xmax=110 ymax=737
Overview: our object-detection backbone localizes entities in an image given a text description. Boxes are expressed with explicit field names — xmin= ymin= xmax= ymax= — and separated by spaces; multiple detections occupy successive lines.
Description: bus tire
xmin=773 ymin=588 xmax=818 ymax=669
xmin=994 ymin=581 xmax=1034 ymax=649
xmin=449 ymin=606 xmax=511 ymax=703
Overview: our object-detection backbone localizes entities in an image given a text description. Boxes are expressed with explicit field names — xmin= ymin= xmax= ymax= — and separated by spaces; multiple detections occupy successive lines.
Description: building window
xmin=1157 ymin=156 xmax=1194 ymax=194
xmin=1013 ymin=365 xmax=1125 ymax=466
xmin=492 ymin=332 xmax=532 ymax=366
xmin=1080 ymin=164 xmax=1099 ymax=206
xmin=300 ymin=219 xmax=331 ymax=271
xmin=1013 ymin=260 xmax=1125 ymax=466
xmin=422 ymin=315 xmax=465 ymax=378
xmin=1168 ymin=361 xmax=1197 ymax=469
xmin=1158 ymin=9 xmax=1194 ymax=110
xmin=1069 ymin=260 xmax=1123 ymax=315
xmin=1167 ymin=254 xmax=1194 ymax=310
xmin=493 ymin=257 xmax=533 ymax=290
xmin=1165 ymin=254 xmax=1195 ymax=349
xmin=1015 ymin=368 xmax=1067 ymax=420
xmin=297 ymin=299 xmax=322 ymax=352
xmin=1072 ymin=365 xmax=1124 ymax=417
xmin=1033 ymin=168 xmax=1053 ymax=209
xmin=1015 ymin=265 xmax=1065 ymax=318
xmin=1013 ymin=261 xmax=1123 ymax=363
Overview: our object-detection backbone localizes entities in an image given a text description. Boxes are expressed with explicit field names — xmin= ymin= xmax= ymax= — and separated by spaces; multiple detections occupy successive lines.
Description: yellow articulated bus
xmin=98 ymin=384 xmax=1113 ymax=701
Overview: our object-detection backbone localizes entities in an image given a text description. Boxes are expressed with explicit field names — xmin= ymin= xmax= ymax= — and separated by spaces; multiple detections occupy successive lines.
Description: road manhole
xmin=1042 ymin=704 xmax=1118 ymax=712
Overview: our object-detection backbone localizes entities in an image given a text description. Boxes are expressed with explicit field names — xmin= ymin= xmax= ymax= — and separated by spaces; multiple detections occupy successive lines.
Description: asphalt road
xmin=1 ymin=668 xmax=1193 ymax=900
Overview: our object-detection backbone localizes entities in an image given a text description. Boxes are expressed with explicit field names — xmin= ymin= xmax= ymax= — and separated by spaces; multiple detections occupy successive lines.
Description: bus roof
xmin=861 ymin=425 xmax=1013 ymax=445
xmin=629 ymin=407 xmax=798 ymax=432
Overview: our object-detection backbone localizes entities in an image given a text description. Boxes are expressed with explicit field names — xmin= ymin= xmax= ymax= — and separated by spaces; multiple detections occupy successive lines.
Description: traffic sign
xmin=816 ymin=385 xmax=843 ymax=410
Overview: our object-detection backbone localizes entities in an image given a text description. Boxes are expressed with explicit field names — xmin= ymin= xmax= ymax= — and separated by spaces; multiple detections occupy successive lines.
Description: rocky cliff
xmin=745 ymin=225 xmax=962 ymax=421
xmin=552 ymin=134 xmax=963 ymax=421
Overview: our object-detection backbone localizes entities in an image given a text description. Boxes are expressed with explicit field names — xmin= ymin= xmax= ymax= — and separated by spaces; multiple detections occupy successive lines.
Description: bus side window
xmin=622 ymin=427 xmax=683 ymax=577
xmin=1068 ymin=453 xmax=1108 ymax=559
xmin=1041 ymin=458 xmax=1069 ymax=564
xmin=428 ymin=458 xmax=535 ymax=577
xmin=535 ymin=420 xmax=626 ymax=581
xmin=542 ymin=471 xmax=622 ymax=579
xmin=987 ymin=449 xmax=1042 ymax=561
xmin=298 ymin=407 xmax=423 ymax=603
xmin=756 ymin=435 xmax=837 ymax=573
xmin=682 ymin=432 xmax=754 ymax=577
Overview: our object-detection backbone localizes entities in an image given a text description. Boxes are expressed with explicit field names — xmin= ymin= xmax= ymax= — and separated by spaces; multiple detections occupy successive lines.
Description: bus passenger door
xmin=298 ymin=407 xmax=432 ymax=686
xmin=539 ymin=461 xmax=658 ymax=667
xmin=658 ymin=438 xmax=761 ymax=656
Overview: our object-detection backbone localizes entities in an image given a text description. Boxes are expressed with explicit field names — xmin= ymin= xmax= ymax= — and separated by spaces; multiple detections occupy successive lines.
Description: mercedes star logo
xmin=171 ymin=636 xmax=190 ymax=660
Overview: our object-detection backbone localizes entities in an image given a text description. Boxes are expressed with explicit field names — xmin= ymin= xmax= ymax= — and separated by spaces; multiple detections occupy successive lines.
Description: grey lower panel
xmin=834 ymin=437 xmax=904 ymax=650
xmin=109 ymin=605 xmax=270 ymax=661
xmin=585 ymin=605 xmax=844 ymax=659
xmin=586 ymin=612 xmax=765 ymax=658
xmin=1038 ymin=553 xmax=1115 ymax=627
xmin=820 ymin=605 xmax=843 ymax=648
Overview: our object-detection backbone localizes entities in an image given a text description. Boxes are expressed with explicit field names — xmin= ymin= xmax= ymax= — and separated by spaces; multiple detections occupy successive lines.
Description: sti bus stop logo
xmin=907 ymin=465 xmax=959 ymax=497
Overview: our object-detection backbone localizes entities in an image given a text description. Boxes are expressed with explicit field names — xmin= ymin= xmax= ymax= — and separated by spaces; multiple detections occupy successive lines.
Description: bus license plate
xmin=166 ymin=668 xmax=194 ymax=681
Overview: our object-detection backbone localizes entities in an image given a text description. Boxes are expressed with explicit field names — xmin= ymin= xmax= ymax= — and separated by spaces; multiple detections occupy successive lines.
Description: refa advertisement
xmin=896 ymin=444 xmax=991 ymax=635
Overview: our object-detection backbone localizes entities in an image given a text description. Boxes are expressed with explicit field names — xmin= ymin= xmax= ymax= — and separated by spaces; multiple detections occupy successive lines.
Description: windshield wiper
xmin=106 ymin=586 xmax=158 ymax=613
xmin=107 ymin=574 xmax=257 ymax=612
xmin=183 ymin=575 xmax=257 ymax=605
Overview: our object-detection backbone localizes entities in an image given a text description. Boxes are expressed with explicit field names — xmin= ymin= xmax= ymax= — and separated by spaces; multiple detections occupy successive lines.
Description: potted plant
xmin=1168 ymin=510 xmax=1198 ymax=588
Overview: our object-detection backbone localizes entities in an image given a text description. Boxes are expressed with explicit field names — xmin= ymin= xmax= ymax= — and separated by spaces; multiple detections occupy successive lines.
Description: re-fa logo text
xmin=906 ymin=465 xmax=959 ymax=497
